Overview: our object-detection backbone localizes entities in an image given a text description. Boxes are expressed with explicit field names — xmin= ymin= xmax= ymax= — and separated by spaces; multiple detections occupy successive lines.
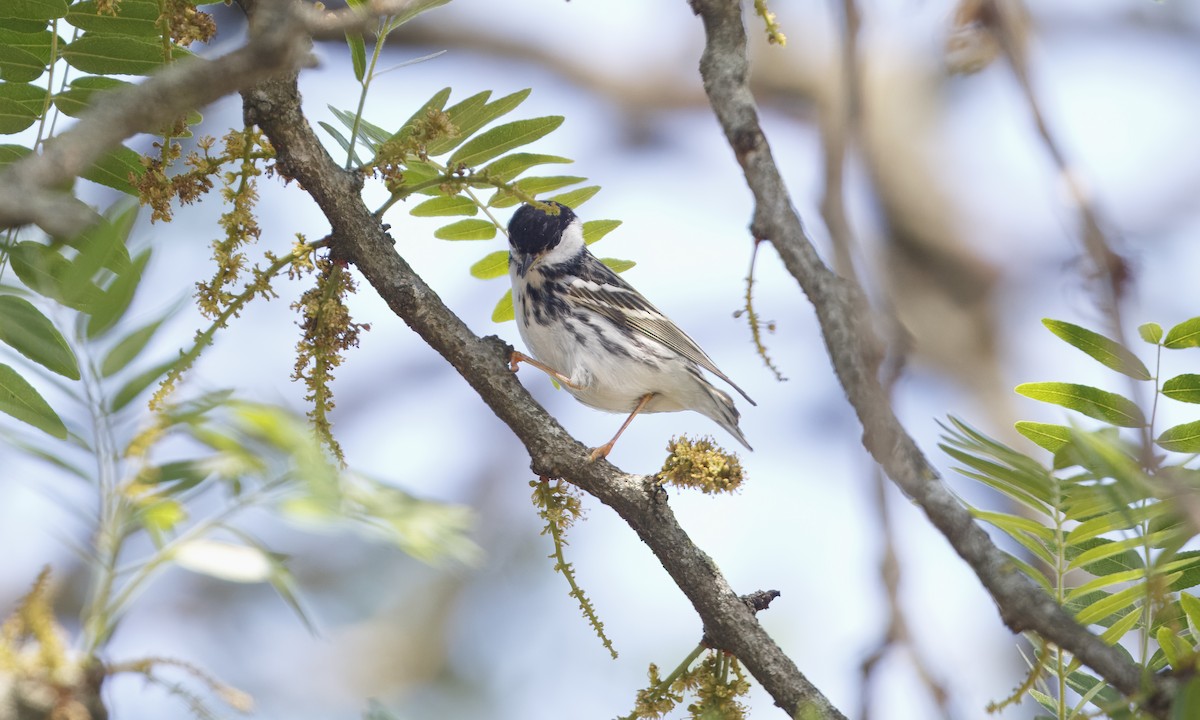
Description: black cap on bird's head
xmin=508 ymin=201 xmax=577 ymax=257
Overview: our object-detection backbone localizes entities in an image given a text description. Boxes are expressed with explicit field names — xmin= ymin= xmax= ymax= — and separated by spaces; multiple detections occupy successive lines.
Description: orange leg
xmin=589 ymin=393 xmax=655 ymax=462
xmin=509 ymin=351 xmax=582 ymax=390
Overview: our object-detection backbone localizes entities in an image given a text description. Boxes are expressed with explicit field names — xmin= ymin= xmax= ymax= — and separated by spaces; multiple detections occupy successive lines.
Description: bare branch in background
xmin=686 ymin=0 xmax=1176 ymax=715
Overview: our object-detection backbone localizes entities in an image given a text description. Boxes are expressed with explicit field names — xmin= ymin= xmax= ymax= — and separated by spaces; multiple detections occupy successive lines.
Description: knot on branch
xmin=701 ymin=589 xmax=781 ymax=649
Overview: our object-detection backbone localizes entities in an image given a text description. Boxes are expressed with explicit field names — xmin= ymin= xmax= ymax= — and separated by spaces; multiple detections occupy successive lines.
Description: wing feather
xmin=564 ymin=261 xmax=755 ymax=405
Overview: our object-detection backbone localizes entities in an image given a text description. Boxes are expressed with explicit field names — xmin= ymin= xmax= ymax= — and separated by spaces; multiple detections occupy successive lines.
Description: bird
xmin=506 ymin=201 xmax=754 ymax=461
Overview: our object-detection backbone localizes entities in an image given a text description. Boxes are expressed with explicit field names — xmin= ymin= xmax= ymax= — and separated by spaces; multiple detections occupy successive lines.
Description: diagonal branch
xmin=238 ymin=11 xmax=844 ymax=720
xmin=686 ymin=0 xmax=1175 ymax=715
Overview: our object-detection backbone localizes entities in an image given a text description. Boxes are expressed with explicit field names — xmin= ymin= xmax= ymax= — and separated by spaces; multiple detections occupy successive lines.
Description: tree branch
xmin=686 ymin=0 xmax=1174 ymax=715
xmin=238 ymin=10 xmax=845 ymax=720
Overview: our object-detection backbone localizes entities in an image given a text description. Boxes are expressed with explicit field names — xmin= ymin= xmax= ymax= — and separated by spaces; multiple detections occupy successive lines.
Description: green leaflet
xmin=1015 ymin=382 xmax=1145 ymax=428
xmin=100 ymin=315 xmax=165 ymax=377
xmin=0 ymin=362 xmax=67 ymax=438
xmin=582 ymin=219 xmax=621 ymax=245
xmin=600 ymin=258 xmax=635 ymax=273
xmin=469 ymin=251 xmax=508 ymax=280
xmin=1165 ymin=316 xmax=1200 ymax=349
xmin=1042 ymin=318 xmax=1151 ymax=380
xmin=62 ymin=34 xmax=190 ymax=76
xmin=547 ymin=185 xmax=599 ymax=209
xmin=0 ymin=0 xmax=68 ymax=20
xmin=82 ymin=145 xmax=145 ymax=195
xmin=491 ymin=289 xmax=514 ymax=323
xmin=1163 ymin=374 xmax=1200 ymax=404
xmin=0 ymin=295 xmax=79 ymax=379
xmin=409 ymin=196 xmax=477 ymax=217
xmin=1138 ymin=322 xmax=1163 ymax=344
xmin=433 ymin=219 xmax=496 ymax=241
xmin=449 ymin=116 xmax=564 ymax=169
xmin=1157 ymin=420 xmax=1200 ymax=453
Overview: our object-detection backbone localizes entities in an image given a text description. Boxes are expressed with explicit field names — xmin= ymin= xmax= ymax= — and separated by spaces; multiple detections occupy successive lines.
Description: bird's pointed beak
xmin=513 ymin=252 xmax=535 ymax=277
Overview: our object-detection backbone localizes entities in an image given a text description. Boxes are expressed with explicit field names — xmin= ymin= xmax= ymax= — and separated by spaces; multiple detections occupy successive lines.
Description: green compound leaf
xmin=0 ymin=362 xmax=67 ymax=438
xmin=1015 ymin=382 xmax=1145 ymax=428
xmin=547 ymin=185 xmax=600 ymax=209
xmin=448 ymin=116 xmax=563 ymax=169
xmin=1163 ymin=374 xmax=1200 ymax=405
xmin=409 ymin=195 xmax=477 ymax=217
xmin=1157 ymin=420 xmax=1200 ymax=454
xmin=479 ymin=152 xmax=571 ymax=184
xmin=600 ymin=258 xmax=635 ymax=273
xmin=433 ymin=218 xmax=496 ymax=241
xmin=582 ymin=219 xmax=621 ymax=245
xmin=0 ymin=295 xmax=79 ymax=380
xmin=1165 ymin=317 xmax=1200 ymax=349
xmin=1042 ymin=319 xmax=1151 ymax=380
xmin=469 ymin=251 xmax=508 ymax=280
xmin=1014 ymin=421 xmax=1071 ymax=454
xmin=1138 ymin=322 xmax=1163 ymax=345
xmin=491 ymin=289 xmax=514 ymax=323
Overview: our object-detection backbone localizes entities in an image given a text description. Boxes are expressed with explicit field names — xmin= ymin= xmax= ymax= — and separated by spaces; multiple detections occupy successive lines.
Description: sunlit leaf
xmin=1014 ymin=421 xmax=1071 ymax=454
xmin=1163 ymin=374 xmax=1200 ymax=405
xmin=582 ymin=219 xmax=621 ymax=245
xmin=378 ymin=86 xmax=451 ymax=152
xmin=409 ymin=195 xmax=477 ymax=217
xmin=433 ymin=219 xmax=496 ymax=241
xmin=479 ymin=151 xmax=570 ymax=184
xmin=449 ymin=116 xmax=564 ymax=169
xmin=491 ymin=289 xmax=513 ymax=322
xmin=0 ymin=295 xmax=79 ymax=379
xmin=489 ymin=175 xmax=586 ymax=208
xmin=547 ymin=185 xmax=600 ymax=209
xmin=428 ymin=88 xmax=532 ymax=157
xmin=1158 ymin=420 xmax=1200 ymax=453
xmin=600 ymin=258 xmax=635 ymax=273
xmin=469 ymin=250 xmax=508 ymax=280
xmin=1066 ymin=536 xmax=1145 ymax=575
xmin=1165 ymin=317 xmax=1200 ymax=349
xmin=1015 ymin=382 xmax=1145 ymax=428
xmin=346 ymin=32 xmax=366 ymax=82
xmin=1138 ymin=322 xmax=1163 ymax=344
xmin=1042 ymin=319 xmax=1151 ymax=380
xmin=0 ymin=362 xmax=66 ymax=438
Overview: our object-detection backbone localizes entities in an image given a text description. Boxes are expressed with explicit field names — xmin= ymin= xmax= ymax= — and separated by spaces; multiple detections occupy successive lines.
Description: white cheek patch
xmin=538 ymin=218 xmax=585 ymax=269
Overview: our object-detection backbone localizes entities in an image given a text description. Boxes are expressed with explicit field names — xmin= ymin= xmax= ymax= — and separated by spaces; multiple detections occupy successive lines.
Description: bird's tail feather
xmin=700 ymin=384 xmax=753 ymax=452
